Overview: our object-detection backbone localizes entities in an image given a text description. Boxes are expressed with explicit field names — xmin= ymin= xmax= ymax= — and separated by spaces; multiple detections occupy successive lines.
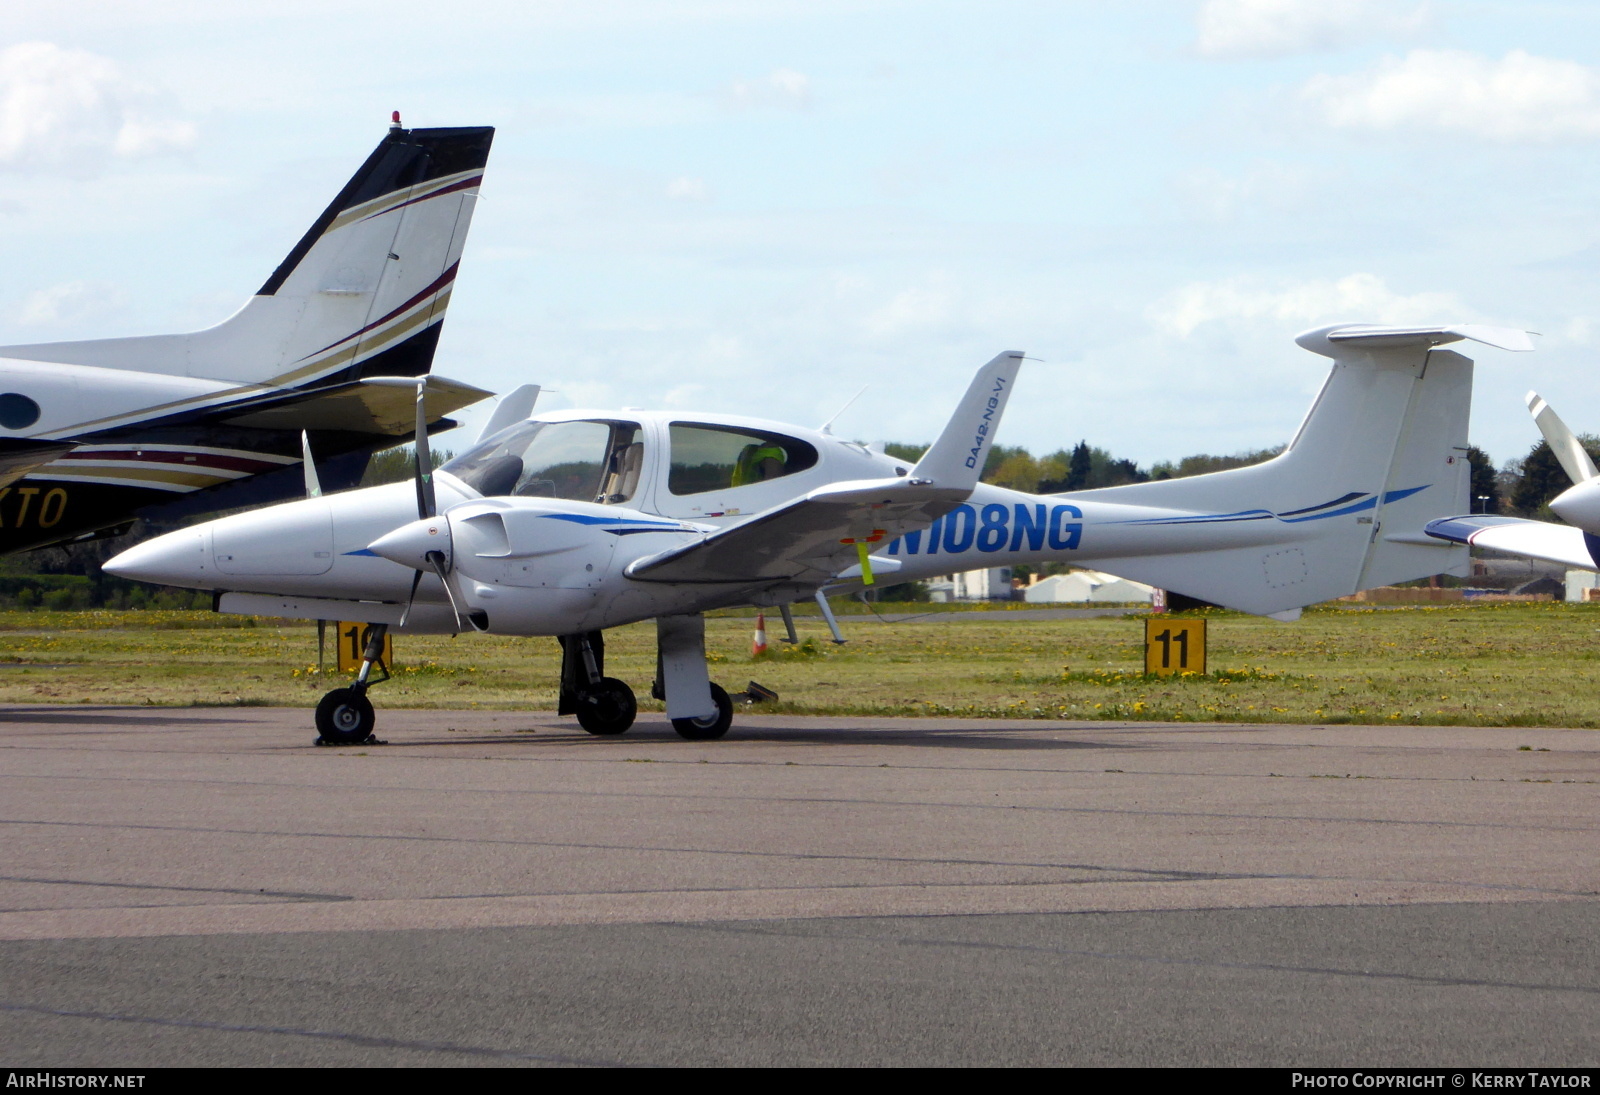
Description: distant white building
xmin=1024 ymin=570 xmax=1156 ymax=604
xmin=925 ymin=567 xmax=1014 ymax=602
xmin=1566 ymin=569 xmax=1600 ymax=602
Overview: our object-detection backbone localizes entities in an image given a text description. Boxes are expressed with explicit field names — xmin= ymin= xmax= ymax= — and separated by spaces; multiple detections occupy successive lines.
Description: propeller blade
xmin=425 ymin=548 xmax=472 ymax=633
xmin=397 ymin=567 xmax=424 ymax=628
xmin=1528 ymin=391 xmax=1598 ymax=485
xmin=414 ymin=379 xmax=437 ymax=520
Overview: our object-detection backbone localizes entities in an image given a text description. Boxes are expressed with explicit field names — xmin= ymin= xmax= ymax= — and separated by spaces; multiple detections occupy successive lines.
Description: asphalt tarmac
xmin=0 ymin=705 xmax=1595 ymax=1066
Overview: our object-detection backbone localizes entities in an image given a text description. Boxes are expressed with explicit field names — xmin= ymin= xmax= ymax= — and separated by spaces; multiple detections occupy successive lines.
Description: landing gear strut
xmin=656 ymin=614 xmax=733 ymax=740
xmin=315 ymin=622 xmax=387 ymax=745
xmin=560 ymin=631 xmax=638 ymax=735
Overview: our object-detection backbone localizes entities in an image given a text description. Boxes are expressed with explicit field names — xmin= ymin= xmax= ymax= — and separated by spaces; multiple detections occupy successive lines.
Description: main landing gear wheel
xmin=672 ymin=683 xmax=733 ymax=741
xmin=315 ymin=687 xmax=375 ymax=745
xmin=575 ymin=677 xmax=637 ymax=735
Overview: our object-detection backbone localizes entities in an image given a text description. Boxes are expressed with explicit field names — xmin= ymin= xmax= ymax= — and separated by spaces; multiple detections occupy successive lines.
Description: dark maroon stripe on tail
xmin=303 ymin=261 xmax=459 ymax=360
xmin=362 ymin=174 xmax=482 ymax=223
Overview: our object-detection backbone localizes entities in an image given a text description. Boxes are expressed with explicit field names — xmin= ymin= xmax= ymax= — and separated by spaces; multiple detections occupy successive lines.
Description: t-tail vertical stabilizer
xmin=1067 ymin=324 xmax=1532 ymax=617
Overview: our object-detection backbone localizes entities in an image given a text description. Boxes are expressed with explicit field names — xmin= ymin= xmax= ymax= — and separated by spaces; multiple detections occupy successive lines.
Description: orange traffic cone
xmin=752 ymin=613 xmax=769 ymax=657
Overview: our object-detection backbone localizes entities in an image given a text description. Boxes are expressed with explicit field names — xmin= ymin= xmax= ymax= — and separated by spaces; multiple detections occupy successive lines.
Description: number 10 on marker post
xmin=1144 ymin=617 xmax=1205 ymax=676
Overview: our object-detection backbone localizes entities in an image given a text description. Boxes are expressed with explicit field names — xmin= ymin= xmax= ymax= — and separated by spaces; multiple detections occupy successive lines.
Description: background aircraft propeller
xmin=1528 ymin=391 xmax=1598 ymax=485
xmin=1527 ymin=391 xmax=1600 ymax=532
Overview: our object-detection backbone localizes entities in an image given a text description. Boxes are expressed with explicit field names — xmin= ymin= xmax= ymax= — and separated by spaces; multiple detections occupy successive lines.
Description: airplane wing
xmin=1424 ymin=514 xmax=1600 ymax=570
xmin=627 ymin=351 xmax=1024 ymax=585
xmin=626 ymin=477 xmax=966 ymax=584
xmin=212 ymin=375 xmax=492 ymax=435
xmin=0 ymin=438 xmax=77 ymax=491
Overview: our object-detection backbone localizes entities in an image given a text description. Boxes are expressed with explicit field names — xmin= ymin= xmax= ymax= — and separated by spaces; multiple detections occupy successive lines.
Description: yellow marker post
xmin=336 ymin=622 xmax=394 ymax=674
xmin=1144 ymin=617 xmax=1205 ymax=676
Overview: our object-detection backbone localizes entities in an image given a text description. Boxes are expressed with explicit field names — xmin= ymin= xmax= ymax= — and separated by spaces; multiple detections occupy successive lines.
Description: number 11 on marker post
xmin=1144 ymin=617 xmax=1206 ymax=676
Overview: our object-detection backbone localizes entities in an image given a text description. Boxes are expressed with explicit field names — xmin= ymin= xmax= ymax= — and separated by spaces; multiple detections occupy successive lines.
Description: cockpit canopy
xmin=666 ymin=422 xmax=817 ymax=495
xmin=442 ymin=416 xmax=821 ymax=506
xmin=444 ymin=419 xmax=643 ymax=504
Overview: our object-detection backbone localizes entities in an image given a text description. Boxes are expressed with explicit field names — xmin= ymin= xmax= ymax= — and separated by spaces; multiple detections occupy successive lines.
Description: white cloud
xmin=1195 ymin=0 xmax=1427 ymax=60
xmin=861 ymin=276 xmax=957 ymax=338
xmin=1174 ymin=161 xmax=1316 ymax=222
xmin=0 ymin=42 xmax=196 ymax=174
xmin=725 ymin=68 xmax=811 ymax=109
xmin=1303 ymin=49 xmax=1600 ymax=140
xmin=13 ymin=280 xmax=127 ymax=327
xmin=1150 ymin=273 xmax=1466 ymax=337
xmin=666 ymin=175 xmax=711 ymax=201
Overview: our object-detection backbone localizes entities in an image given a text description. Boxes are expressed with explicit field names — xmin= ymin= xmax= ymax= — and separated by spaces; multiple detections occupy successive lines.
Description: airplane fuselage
xmin=108 ymin=403 xmax=1432 ymax=633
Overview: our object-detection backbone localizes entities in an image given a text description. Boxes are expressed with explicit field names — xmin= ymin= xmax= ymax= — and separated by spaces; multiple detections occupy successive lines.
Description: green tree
xmin=882 ymin=442 xmax=928 ymax=464
xmin=1148 ymin=446 xmax=1284 ymax=480
xmin=1509 ymin=440 xmax=1575 ymax=516
xmin=1064 ymin=441 xmax=1092 ymax=491
xmin=987 ymin=450 xmax=1041 ymax=492
xmin=1466 ymin=446 xmax=1498 ymax=513
xmin=360 ymin=444 xmax=454 ymax=488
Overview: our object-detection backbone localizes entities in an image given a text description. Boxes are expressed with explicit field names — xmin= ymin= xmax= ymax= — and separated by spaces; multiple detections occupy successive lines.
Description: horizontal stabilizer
xmin=1296 ymin=323 xmax=1536 ymax=357
xmin=1425 ymin=514 xmax=1600 ymax=571
xmin=219 ymin=375 xmax=491 ymax=435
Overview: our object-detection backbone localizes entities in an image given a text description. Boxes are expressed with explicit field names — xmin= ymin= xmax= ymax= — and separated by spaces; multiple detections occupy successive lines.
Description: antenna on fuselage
xmin=819 ymin=384 xmax=869 ymax=435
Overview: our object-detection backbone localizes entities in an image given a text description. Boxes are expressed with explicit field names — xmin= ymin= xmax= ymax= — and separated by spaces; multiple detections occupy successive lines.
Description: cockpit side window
xmin=667 ymin=423 xmax=818 ymax=496
xmin=444 ymin=420 xmax=643 ymax=504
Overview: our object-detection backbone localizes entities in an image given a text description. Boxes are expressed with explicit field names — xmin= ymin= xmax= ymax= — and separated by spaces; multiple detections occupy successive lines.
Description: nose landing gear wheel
xmin=672 ymin=682 xmax=733 ymax=741
xmin=315 ymin=687 xmax=375 ymax=745
xmin=575 ymin=677 xmax=637 ymax=735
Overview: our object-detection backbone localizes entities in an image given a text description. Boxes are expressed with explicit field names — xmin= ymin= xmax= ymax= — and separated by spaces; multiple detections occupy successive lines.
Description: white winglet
xmin=910 ymin=351 xmax=1024 ymax=490
xmin=1527 ymin=390 xmax=1598 ymax=485
xmin=477 ymin=384 xmax=542 ymax=443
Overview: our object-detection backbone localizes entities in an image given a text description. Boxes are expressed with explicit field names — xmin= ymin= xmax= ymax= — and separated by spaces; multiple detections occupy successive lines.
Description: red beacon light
xmin=390 ymin=110 xmax=402 ymax=130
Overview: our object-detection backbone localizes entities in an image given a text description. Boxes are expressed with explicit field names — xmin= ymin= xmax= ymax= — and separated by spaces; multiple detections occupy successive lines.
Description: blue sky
xmin=2 ymin=0 xmax=1598 ymax=470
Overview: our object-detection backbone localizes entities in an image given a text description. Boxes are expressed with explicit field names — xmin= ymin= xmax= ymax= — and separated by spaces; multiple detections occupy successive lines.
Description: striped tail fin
xmin=0 ymin=124 xmax=494 ymax=390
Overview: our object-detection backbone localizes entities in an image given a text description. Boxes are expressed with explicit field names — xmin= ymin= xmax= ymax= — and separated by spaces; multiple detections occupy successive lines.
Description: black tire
xmin=672 ymin=682 xmax=733 ymax=741
xmin=575 ymin=677 xmax=637 ymax=735
xmin=315 ymin=687 xmax=375 ymax=745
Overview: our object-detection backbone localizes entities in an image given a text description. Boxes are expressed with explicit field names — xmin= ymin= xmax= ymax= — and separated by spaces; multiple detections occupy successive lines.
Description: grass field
xmin=0 ymin=601 xmax=1596 ymax=728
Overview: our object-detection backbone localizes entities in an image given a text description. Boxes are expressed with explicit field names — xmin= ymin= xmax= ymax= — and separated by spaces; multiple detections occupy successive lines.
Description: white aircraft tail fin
xmin=0 ymin=124 xmax=494 ymax=390
xmin=1075 ymin=323 xmax=1530 ymax=615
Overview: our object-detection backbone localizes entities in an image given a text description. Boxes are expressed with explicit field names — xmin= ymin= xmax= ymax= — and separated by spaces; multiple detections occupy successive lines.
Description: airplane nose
xmin=104 ymin=528 xmax=210 ymax=587
xmin=367 ymin=517 xmax=452 ymax=570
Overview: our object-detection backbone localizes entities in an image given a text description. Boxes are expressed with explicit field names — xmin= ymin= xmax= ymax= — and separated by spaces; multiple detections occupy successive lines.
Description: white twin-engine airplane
xmin=1424 ymin=389 xmax=1600 ymax=568
xmin=108 ymin=322 xmax=1530 ymax=744
xmin=0 ymin=119 xmax=496 ymax=556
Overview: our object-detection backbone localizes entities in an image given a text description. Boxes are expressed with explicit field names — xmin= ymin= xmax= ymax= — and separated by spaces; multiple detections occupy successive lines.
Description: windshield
xmin=443 ymin=419 xmax=642 ymax=503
